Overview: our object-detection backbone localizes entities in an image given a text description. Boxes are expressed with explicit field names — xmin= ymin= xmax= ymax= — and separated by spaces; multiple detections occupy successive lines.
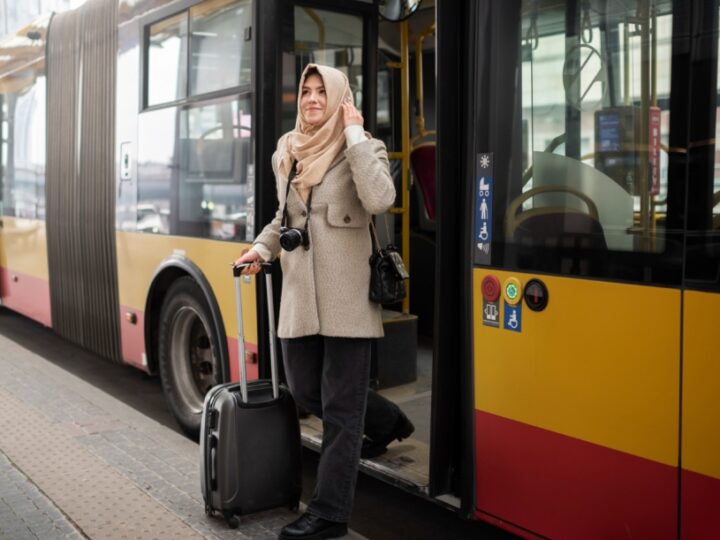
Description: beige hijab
xmin=278 ymin=64 xmax=355 ymax=201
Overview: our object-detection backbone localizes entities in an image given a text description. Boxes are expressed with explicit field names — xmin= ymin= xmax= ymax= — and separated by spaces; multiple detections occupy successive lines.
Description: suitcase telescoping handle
xmin=232 ymin=263 xmax=279 ymax=402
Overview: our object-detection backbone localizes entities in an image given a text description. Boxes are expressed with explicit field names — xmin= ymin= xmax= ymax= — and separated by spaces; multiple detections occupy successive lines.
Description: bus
xmin=0 ymin=0 xmax=718 ymax=537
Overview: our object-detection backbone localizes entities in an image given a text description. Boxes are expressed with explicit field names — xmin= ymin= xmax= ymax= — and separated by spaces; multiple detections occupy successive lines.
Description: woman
xmin=235 ymin=64 xmax=413 ymax=540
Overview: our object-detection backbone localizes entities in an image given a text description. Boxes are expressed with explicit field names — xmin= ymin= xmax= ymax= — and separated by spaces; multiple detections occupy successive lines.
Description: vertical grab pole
xmin=264 ymin=271 xmax=280 ymax=399
xmin=233 ymin=270 xmax=248 ymax=403
xmin=400 ymin=19 xmax=411 ymax=314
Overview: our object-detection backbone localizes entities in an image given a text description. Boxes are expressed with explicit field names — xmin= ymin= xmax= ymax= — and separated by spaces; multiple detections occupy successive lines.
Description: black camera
xmin=279 ymin=226 xmax=309 ymax=251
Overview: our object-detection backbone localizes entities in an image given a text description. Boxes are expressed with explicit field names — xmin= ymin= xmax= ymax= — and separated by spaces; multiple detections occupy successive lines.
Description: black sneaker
xmin=361 ymin=412 xmax=415 ymax=459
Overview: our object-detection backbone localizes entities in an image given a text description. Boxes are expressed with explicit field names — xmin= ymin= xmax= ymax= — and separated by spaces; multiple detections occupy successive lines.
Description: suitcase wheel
xmin=223 ymin=511 xmax=240 ymax=529
xmin=204 ymin=503 xmax=214 ymax=517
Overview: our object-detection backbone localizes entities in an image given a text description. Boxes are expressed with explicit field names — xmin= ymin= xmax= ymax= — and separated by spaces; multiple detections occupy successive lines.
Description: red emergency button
xmin=481 ymin=275 xmax=501 ymax=302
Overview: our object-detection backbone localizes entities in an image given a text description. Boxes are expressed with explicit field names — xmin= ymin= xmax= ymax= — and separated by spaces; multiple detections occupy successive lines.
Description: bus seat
xmin=410 ymin=143 xmax=436 ymax=230
xmin=506 ymin=185 xmax=607 ymax=251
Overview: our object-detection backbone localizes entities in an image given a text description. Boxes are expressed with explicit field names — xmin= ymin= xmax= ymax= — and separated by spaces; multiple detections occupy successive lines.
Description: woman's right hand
xmin=233 ymin=249 xmax=263 ymax=275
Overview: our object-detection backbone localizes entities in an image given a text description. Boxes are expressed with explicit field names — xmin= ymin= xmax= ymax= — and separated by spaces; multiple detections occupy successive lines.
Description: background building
xmin=0 ymin=0 xmax=86 ymax=38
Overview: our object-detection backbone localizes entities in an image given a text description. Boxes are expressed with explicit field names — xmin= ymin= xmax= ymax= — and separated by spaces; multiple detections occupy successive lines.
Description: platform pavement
xmin=0 ymin=334 xmax=365 ymax=540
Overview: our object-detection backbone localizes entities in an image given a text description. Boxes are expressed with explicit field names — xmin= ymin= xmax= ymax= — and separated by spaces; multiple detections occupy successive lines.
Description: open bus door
xmin=262 ymin=0 xmax=475 ymax=512
xmin=464 ymin=0 xmax=708 ymax=537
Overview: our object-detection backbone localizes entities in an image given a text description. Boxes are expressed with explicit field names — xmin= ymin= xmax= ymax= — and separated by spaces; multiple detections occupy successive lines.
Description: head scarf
xmin=278 ymin=64 xmax=354 ymax=201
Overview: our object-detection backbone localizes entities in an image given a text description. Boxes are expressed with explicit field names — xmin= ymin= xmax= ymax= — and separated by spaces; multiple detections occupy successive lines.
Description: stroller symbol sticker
xmin=474 ymin=154 xmax=494 ymax=266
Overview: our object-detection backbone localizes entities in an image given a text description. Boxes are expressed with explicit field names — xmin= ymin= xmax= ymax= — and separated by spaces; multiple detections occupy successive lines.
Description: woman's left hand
xmin=342 ymin=102 xmax=364 ymax=128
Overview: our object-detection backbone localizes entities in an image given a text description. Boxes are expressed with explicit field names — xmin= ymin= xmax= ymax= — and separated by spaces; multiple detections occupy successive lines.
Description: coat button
xmin=343 ymin=215 xmax=351 ymax=223
xmin=301 ymin=210 xmax=307 ymax=217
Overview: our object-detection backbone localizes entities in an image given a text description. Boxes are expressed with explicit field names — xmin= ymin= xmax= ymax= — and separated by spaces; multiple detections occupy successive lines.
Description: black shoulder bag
xmin=368 ymin=220 xmax=409 ymax=304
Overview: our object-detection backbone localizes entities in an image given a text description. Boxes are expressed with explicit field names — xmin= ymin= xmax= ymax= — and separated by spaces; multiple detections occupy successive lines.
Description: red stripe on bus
xmin=0 ymin=267 xmax=51 ymax=327
xmin=681 ymin=468 xmax=720 ymax=540
xmin=119 ymin=306 xmax=146 ymax=370
xmin=474 ymin=410 xmax=677 ymax=539
xmin=117 ymin=309 xmax=259 ymax=382
xmin=228 ymin=337 xmax=258 ymax=382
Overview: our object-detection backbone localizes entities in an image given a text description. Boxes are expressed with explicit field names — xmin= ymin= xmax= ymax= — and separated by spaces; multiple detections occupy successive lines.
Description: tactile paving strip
xmin=0 ymin=388 xmax=202 ymax=540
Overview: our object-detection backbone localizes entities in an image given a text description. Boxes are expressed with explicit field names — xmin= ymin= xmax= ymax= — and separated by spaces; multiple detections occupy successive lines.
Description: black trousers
xmin=281 ymin=335 xmax=401 ymax=522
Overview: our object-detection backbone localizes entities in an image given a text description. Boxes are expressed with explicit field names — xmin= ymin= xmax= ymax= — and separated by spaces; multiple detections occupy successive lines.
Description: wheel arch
xmin=144 ymin=255 xmax=229 ymax=382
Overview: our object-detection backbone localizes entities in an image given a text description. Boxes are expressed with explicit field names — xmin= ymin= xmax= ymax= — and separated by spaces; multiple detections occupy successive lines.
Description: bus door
xmin=680 ymin=2 xmax=720 ymax=537
xmin=274 ymin=0 xmax=444 ymax=497
xmin=470 ymin=1 xmax=687 ymax=537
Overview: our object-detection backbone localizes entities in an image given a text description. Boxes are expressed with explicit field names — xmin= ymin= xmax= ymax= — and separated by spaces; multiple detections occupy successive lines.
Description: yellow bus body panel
xmin=116 ymin=231 xmax=257 ymax=347
xmin=682 ymin=290 xmax=720 ymax=480
xmin=0 ymin=216 xmax=49 ymax=279
xmin=473 ymin=269 xmax=680 ymax=466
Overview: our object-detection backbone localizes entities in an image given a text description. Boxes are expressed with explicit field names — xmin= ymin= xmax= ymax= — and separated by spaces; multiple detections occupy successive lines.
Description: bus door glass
xmin=281 ymin=5 xmax=367 ymax=133
xmin=679 ymin=5 xmax=720 ymax=537
xmin=472 ymin=1 xmax=685 ymax=537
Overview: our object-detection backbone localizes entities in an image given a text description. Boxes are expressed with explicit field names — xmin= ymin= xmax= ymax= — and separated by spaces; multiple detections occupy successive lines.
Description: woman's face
xmin=300 ymin=74 xmax=327 ymax=126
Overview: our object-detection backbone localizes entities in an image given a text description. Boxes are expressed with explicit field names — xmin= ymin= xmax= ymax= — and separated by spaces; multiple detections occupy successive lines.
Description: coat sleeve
xmin=344 ymin=138 xmax=396 ymax=215
xmin=252 ymin=143 xmax=286 ymax=261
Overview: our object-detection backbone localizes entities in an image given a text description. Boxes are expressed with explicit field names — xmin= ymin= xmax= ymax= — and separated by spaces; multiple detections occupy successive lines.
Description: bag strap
xmin=281 ymin=161 xmax=313 ymax=232
xmin=369 ymin=220 xmax=382 ymax=252
xmin=281 ymin=162 xmax=297 ymax=228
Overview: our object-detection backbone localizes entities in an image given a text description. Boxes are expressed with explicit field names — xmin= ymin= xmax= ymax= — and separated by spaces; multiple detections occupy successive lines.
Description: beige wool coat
xmin=253 ymin=136 xmax=395 ymax=339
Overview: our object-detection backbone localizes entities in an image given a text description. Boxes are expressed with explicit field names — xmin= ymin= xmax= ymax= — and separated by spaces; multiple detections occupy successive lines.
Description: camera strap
xmin=281 ymin=161 xmax=312 ymax=232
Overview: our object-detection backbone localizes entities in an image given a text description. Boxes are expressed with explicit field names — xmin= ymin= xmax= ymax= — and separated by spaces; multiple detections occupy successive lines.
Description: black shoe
xmin=361 ymin=412 xmax=415 ymax=459
xmin=278 ymin=512 xmax=348 ymax=540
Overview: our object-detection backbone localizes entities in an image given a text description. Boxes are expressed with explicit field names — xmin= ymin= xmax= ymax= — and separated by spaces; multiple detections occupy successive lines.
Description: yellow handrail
xmin=413 ymin=23 xmax=435 ymax=146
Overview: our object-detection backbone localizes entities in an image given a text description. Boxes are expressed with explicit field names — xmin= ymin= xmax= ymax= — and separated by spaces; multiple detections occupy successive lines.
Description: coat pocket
xmin=326 ymin=203 xmax=368 ymax=229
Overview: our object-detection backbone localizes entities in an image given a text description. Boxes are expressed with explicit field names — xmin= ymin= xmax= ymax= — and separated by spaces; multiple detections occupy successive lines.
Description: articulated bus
xmin=0 ymin=0 xmax=718 ymax=537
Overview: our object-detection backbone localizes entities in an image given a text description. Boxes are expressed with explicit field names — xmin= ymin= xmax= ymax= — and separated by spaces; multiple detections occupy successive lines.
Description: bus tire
xmin=158 ymin=276 xmax=222 ymax=439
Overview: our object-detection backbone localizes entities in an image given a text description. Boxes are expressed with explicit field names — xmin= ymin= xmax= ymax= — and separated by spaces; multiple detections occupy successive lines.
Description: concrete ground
xmin=0 ymin=333 xmax=364 ymax=540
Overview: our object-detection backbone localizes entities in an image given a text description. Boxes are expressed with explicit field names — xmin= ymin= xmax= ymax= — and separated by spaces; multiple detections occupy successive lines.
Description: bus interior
xmin=283 ymin=0 xmax=441 ymax=497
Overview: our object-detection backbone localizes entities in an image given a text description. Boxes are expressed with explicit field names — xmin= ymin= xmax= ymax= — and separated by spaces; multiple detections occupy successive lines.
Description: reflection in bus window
xmin=147 ymin=12 xmax=188 ymax=107
xmin=189 ymin=0 xmax=252 ymax=96
xmin=0 ymin=76 xmax=46 ymax=220
xmin=508 ymin=0 xmax=673 ymax=257
xmin=137 ymin=97 xmax=253 ymax=241
xmin=684 ymin=9 xmax=720 ymax=287
xmin=282 ymin=7 xmax=363 ymax=132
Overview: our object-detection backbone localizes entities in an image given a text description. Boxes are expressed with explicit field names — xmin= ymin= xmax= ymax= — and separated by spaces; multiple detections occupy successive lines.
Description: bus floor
xmin=299 ymin=336 xmax=433 ymax=491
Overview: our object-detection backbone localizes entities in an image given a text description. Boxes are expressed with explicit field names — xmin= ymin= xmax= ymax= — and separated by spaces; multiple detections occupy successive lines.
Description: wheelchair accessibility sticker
xmin=474 ymin=153 xmax=493 ymax=265
xmin=504 ymin=302 xmax=522 ymax=333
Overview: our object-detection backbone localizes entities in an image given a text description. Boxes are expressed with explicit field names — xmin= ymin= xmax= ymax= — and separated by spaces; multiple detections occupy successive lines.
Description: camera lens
xmin=280 ymin=228 xmax=303 ymax=251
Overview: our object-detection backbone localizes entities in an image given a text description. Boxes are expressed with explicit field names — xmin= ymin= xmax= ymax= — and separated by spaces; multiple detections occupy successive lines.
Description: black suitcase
xmin=200 ymin=263 xmax=302 ymax=528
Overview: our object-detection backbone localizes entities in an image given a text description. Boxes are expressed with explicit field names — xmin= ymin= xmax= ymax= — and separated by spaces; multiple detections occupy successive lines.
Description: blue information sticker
xmin=482 ymin=299 xmax=500 ymax=328
xmin=474 ymin=153 xmax=493 ymax=265
xmin=503 ymin=301 xmax=522 ymax=333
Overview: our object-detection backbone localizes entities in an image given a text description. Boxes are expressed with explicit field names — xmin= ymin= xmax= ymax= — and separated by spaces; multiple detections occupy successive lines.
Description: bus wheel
xmin=158 ymin=276 xmax=221 ymax=439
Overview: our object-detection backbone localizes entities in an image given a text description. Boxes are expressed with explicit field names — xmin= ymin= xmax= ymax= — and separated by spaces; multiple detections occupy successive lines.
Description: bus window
xmin=147 ymin=12 xmax=188 ymax=107
xmin=282 ymin=7 xmax=364 ymax=133
xmin=189 ymin=0 xmax=252 ymax=96
xmin=139 ymin=0 xmax=254 ymax=241
xmin=493 ymin=0 xmax=678 ymax=281
xmin=180 ymin=97 xmax=254 ymax=241
xmin=137 ymin=96 xmax=253 ymax=241
xmin=0 ymin=75 xmax=46 ymax=220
